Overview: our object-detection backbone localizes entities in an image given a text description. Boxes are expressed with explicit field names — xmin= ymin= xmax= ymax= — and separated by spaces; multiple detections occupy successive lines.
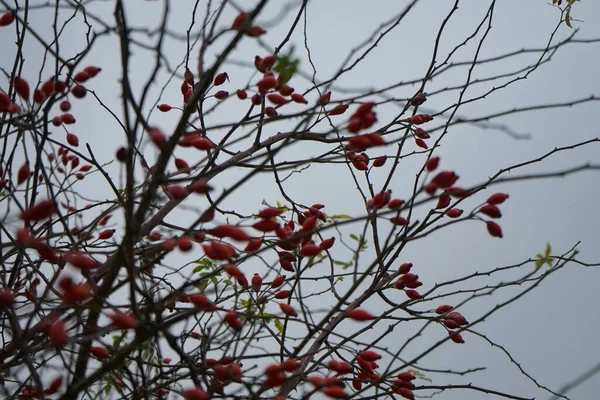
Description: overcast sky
xmin=2 ymin=1 xmax=600 ymax=399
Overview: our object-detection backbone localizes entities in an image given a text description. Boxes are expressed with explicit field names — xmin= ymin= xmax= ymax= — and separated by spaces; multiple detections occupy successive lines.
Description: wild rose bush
xmin=0 ymin=1 xmax=598 ymax=399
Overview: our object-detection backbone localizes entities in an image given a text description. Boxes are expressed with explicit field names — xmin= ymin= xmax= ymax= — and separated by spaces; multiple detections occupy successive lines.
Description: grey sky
xmin=1 ymin=1 xmax=599 ymax=399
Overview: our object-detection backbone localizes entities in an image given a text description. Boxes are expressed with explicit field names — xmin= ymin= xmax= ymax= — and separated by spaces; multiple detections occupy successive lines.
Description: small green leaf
xmin=408 ymin=369 xmax=432 ymax=383
xmin=197 ymin=279 xmax=210 ymax=291
xmin=330 ymin=214 xmax=352 ymax=220
xmin=273 ymin=46 xmax=299 ymax=84
xmin=274 ymin=319 xmax=284 ymax=333
xmin=534 ymin=243 xmax=554 ymax=269
xmin=565 ymin=8 xmax=573 ymax=27
xmin=349 ymin=234 xmax=359 ymax=241
xmin=333 ymin=260 xmax=352 ymax=267
xmin=262 ymin=312 xmax=275 ymax=324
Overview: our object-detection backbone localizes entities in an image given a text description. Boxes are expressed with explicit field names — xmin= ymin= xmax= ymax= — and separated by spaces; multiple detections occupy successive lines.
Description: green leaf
xmin=333 ymin=260 xmax=352 ymax=267
xmin=408 ymin=369 xmax=432 ymax=383
xmin=193 ymin=265 xmax=205 ymax=273
xmin=197 ymin=279 xmax=210 ymax=291
xmin=262 ymin=312 xmax=275 ymax=324
xmin=565 ymin=8 xmax=573 ymax=27
xmin=330 ymin=214 xmax=352 ymax=220
xmin=534 ymin=243 xmax=554 ymax=269
xmin=274 ymin=319 xmax=284 ymax=333
xmin=273 ymin=46 xmax=300 ymax=84
xmin=349 ymin=234 xmax=359 ymax=241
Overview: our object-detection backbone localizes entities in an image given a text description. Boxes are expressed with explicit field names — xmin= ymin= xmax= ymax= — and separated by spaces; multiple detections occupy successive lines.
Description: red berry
xmin=274 ymin=290 xmax=290 ymax=299
xmin=328 ymin=104 xmax=348 ymax=116
xmin=211 ymin=224 xmax=250 ymax=241
xmin=236 ymin=90 xmax=247 ymax=100
xmin=178 ymin=236 xmax=193 ymax=252
xmin=397 ymin=372 xmax=416 ymax=382
xmin=486 ymin=221 xmax=503 ymax=238
xmin=414 ymin=127 xmax=430 ymax=139
xmin=435 ymin=194 xmax=450 ymax=209
xmin=71 ymin=85 xmax=87 ymax=98
xmin=397 ymin=387 xmax=415 ymax=400
xmin=252 ymin=219 xmax=279 ymax=232
xmin=426 ymin=156 xmax=439 ymax=172
xmin=405 ymin=290 xmax=422 ymax=300
xmin=449 ymin=331 xmax=465 ymax=344
xmin=60 ymin=100 xmax=71 ymax=111
xmin=213 ymin=72 xmax=228 ymax=86
xmin=291 ymin=93 xmax=308 ymax=104
xmin=279 ymin=303 xmax=297 ymax=317
xmin=14 ymin=77 xmax=30 ymax=100
xmin=109 ymin=312 xmax=138 ymax=330
xmin=278 ymin=84 xmax=294 ymax=96
xmin=357 ymin=350 xmax=380 ymax=361
xmin=479 ymin=204 xmax=502 ymax=218
xmin=257 ymin=76 xmax=278 ymax=92
xmin=267 ymin=93 xmax=288 ymax=106
xmin=319 ymin=237 xmax=335 ymax=250
xmin=299 ymin=243 xmax=321 ymax=257
xmin=231 ymin=12 xmax=251 ymax=29
xmin=398 ymin=263 xmax=412 ymax=274
xmin=260 ymin=55 xmax=277 ymax=69
xmin=445 ymin=208 xmax=463 ymax=218
xmin=174 ymin=158 xmax=190 ymax=171
xmin=165 ymin=184 xmax=188 ymax=200
xmin=98 ymin=229 xmax=115 ymax=240
xmin=390 ymin=216 xmax=408 ymax=226
xmin=271 ymin=275 xmax=285 ymax=289
xmin=346 ymin=308 xmax=374 ymax=321
xmin=21 ymin=200 xmax=57 ymax=222
xmin=487 ymin=193 xmax=509 ymax=205
xmin=83 ymin=66 xmax=101 ymax=77
xmin=245 ymin=238 xmax=263 ymax=252
xmin=48 ymin=320 xmax=69 ymax=346
xmin=188 ymin=179 xmax=212 ymax=194
xmin=319 ymin=91 xmax=331 ymax=106
xmin=436 ymin=304 xmax=453 ymax=314
xmin=388 ymin=199 xmax=405 ymax=210
xmin=0 ymin=288 xmax=16 ymax=308
xmin=214 ymin=90 xmax=229 ymax=100
xmin=415 ymin=138 xmax=428 ymax=149
xmin=61 ymin=113 xmax=76 ymax=124
xmin=157 ymin=104 xmax=172 ymax=112
xmin=0 ymin=11 xmax=15 ymax=26
xmin=17 ymin=161 xmax=30 ymax=185
xmin=191 ymin=137 xmax=214 ymax=150
xmin=45 ymin=377 xmax=63 ymax=394
xmin=73 ymin=71 xmax=90 ymax=83
xmin=245 ymin=26 xmax=266 ymax=37
xmin=90 ymin=346 xmax=111 ymax=359
xmin=323 ymin=386 xmax=347 ymax=399
xmin=251 ymin=94 xmax=263 ymax=105
xmin=431 ymin=171 xmax=458 ymax=188
xmin=189 ymin=293 xmax=216 ymax=311
xmin=372 ymin=156 xmax=387 ymax=167
xmin=183 ymin=386 xmax=208 ymax=400
xmin=66 ymin=133 xmax=79 ymax=147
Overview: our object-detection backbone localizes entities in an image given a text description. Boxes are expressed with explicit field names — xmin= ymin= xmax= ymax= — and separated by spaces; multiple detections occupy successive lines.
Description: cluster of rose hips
xmin=435 ymin=304 xmax=469 ymax=344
